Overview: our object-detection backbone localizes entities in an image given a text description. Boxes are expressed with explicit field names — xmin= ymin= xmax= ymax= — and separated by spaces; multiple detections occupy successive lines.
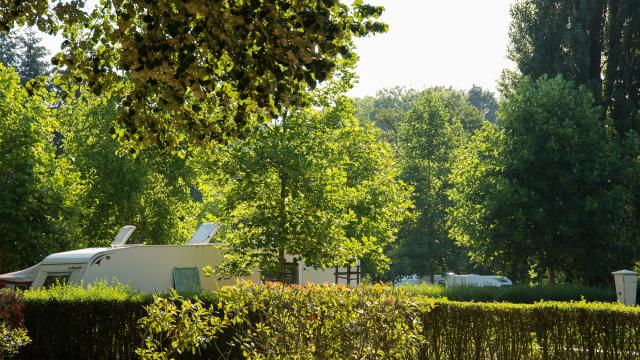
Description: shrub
xmin=0 ymin=289 xmax=30 ymax=358
xmin=18 ymin=281 xmax=150 ymax=360
xmin=422 ymin=300 xmax=640 ymax=360
xmin=138 ymin=282 xmax=430 ymax=360
xmin=13 ymin=283 xmax=640 ymax=360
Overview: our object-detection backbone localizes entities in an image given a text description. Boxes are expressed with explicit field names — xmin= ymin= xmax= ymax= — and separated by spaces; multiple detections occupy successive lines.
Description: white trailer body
xmin=443 ymin=273 xmax=512 ymax=287
xmin=299 ymin=263 xmax=360 ymax=285
xmin=1 ymin=244 xmax=259 ymax=294
xmin=264 ymin=255 xmax=361 ymax=285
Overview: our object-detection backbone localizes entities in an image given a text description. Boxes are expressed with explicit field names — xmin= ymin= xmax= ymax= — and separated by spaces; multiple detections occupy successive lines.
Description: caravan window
xmin=43 ymin=273 xmax=71 ymax=288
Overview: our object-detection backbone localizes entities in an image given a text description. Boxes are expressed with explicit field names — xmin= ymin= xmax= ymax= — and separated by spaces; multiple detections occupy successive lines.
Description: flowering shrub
xmin=137 ymin=283 xmax=430 ymax=359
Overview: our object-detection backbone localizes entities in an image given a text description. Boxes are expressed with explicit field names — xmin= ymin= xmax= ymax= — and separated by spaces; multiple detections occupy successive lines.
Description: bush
xmin=399 ymin=283 xmax=615 ymax=303
xmin=138 ymin=283 xmax=429 ymax=360
xmin=13 ymin=283 xmax=640 ymax=359
xmin=18 ymin=281 xmax=150 ymax=360
xmin=0 ymin=289 xmax=30 ymax=358
xmin=422 ymin=300 xmax=640 ymax=360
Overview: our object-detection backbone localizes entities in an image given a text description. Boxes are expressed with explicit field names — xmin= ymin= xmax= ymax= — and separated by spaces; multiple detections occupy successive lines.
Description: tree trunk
xmin=605 ymin=0 xmax=623 ymax=129
xmin=587 ymin=0 xmax=606 ymax=106
xmin=277 ymin=111 xmax=288 ymax=284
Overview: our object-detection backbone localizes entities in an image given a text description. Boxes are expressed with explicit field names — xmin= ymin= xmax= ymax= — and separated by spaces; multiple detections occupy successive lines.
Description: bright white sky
xmin=348 ymin=0 xmax=516 ymax=98
xmin=42 ymin=0 xmax=516 ymax=98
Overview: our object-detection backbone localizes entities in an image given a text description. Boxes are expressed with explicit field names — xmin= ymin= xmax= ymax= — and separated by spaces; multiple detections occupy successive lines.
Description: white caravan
xmin=0 ymin=223 xmax=260 ymax=293
xmin=442 ymin=273 xmax=512 ymax=287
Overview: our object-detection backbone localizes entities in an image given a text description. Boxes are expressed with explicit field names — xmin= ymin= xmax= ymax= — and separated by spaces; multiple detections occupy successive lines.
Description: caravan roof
xmin=41 ymin=247 xmax=117 ymax=265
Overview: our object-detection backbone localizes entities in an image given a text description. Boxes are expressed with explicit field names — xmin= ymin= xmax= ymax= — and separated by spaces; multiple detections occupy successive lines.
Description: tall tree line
xmin=354 ymin=86 xmax=497 ymax=279
xmin=509 ymin=0 xmax=640 ymax=133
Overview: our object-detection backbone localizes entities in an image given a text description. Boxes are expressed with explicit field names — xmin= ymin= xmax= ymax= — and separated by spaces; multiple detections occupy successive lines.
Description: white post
xmin=612 ymin=270 xmax=637 ymax=306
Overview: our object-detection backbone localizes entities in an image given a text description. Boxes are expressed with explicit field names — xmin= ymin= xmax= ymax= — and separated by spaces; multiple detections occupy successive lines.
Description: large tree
xmin=448 ymin=76 xmax=638 ymax=284
xmin=509 ymin=0 xmax=640 ymax=133
xmin=353 ymin=87 xmax=420 ymax=145
xmin=1 ymin=0 xmax=387 ymax=153
xmin=0 ymin=65 xmax=85 ymax=272
xmin=0 ymin=29 xmax=49 ymax=84
xmin=387 ymin=89 xmax=482 ymax=279
xmin=194 ymin=98 xmax=412 ymax=279
xmin=57 ymin=97 xmax=203 ymax=247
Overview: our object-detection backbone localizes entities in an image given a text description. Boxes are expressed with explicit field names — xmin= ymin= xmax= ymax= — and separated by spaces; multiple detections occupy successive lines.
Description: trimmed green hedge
xmin=17 ymin=282 xmax=150 ymax=360
xmin=423 ymin=300 xmax=640 ymax=360
xmin=13 ymin=283 xmax=640 ymax=359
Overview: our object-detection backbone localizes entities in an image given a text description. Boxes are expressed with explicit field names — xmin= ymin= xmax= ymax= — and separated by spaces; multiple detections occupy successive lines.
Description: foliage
xmin=387 ymin=89 xmax=480 ymax=279
xmin=0 ymin=289 xmax=30 ymax=358
xmin=1 ymin=0 xmax=388 ymax=153
xmin=397 ymin=283 xmax=616 ymax=303
xmin=508 ymin=0 xmax=640 ymax=133
xmin=24 ymin=280 xmax=147 ymax=302
xmin=194 ymin=98 xmax=413 ymax=277
xmin=0 ymin=65 xmax=87 ymax=273
xmin=422 ymin=299 xmax=640 ymax=360
xmin=0 ymin=28 xmax=49 ymax=84
xmin=448 ymin=76 xmax=638 ymax=284
xmin=20 ymin=282 xmax=149 ymax=359
xmin=0 ymin=65 xmax=207 ymax=273
xmin=138 ymin=282 xmax=428 ymax=360
xmin=467 ymin=85 xmax=498 ymax=123
xmin=9 ymin=283 xmax=640 ymax=359
xmin=353 ymin=86 xmax=420 ymax=145
xmin=56 ymin=97 xmax=203 ymax=247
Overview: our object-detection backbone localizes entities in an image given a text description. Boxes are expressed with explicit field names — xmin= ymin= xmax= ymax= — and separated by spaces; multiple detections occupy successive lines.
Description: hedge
xmin=10 ymin=284 xmax=640 ymax=360
xmin=16 ymin=282 xmax=150 ymax=360
xmin=422 ymin=300 xmax=640 ymax=360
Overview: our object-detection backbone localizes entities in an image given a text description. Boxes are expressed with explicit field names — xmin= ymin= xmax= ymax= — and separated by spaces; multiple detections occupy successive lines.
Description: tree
xmin=0 ymin=65 xmax=86 ymax=272
xmin=0 ymin=29 xmax=50 ymax=84
xmin=468 ymin=85 xmax=498 ymax=123
xmin=1 ymin=0 xmax=387 ymax=153
xmin=353 ymin=87 xmax=420 ymax=145
xmin=194 ymin=98 xmax=412 ymax=279
xmin=448 ymin=76 xmax=637 ymax=284
xmin=387 ymin=89 xmax=473 ymax=279
xmin=57 ymin=97 xmax=203 ymax=247
xmin=509 ymin=0 xmax=640 ymax=133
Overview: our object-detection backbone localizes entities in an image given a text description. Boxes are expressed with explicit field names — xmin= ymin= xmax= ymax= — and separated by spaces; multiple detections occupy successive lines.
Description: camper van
xmin=0 ymin=223 xmax=260 ymax=293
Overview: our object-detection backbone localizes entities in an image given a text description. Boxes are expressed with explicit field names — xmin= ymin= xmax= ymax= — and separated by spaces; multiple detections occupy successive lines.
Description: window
xmin=43 ymin=273 xmax=71 ymax=288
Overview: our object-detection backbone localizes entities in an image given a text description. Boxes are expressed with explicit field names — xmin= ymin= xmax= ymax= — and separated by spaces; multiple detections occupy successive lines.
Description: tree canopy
xmin=448 ymin=76 xmax=638 ymax=284
xmin=194 ymin=98 xmax=412 ymax=277
xmin=1 ymin=0 xmax=387 ymax=153
xmin=0 ymin=29 xmax=50 ymax=84
xmin=509 ymin=0 xmax=640 ymax=133
xmin=0 ymin=64 xmax=85 ymax=272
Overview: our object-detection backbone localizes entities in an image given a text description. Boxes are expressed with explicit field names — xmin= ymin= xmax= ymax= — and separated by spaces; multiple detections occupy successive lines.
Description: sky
xmin=42 ymin=0 xmax=516 ymax=98
xmin=348 ymin=0 xmax=516 ymax=98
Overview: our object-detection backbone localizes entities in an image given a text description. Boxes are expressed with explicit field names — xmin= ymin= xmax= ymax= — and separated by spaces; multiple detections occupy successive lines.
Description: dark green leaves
xmin=1 ymin=0 xmax=387 ymax=153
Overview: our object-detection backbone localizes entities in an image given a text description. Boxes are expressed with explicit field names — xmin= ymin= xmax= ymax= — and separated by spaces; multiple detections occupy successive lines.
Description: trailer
xmin=442 ymin=273 xmax=512 ymax=287
xmin=0 ymin=223 xmax=260 ymax=293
